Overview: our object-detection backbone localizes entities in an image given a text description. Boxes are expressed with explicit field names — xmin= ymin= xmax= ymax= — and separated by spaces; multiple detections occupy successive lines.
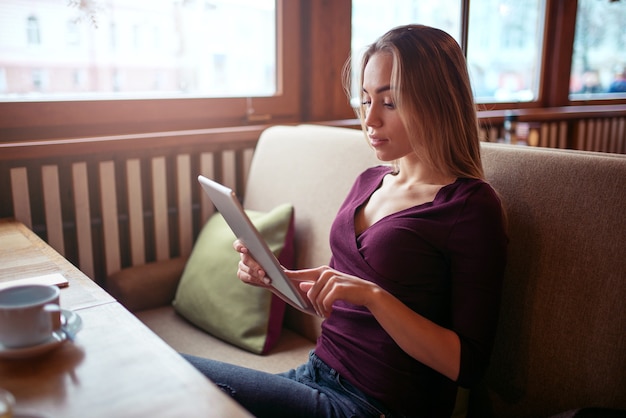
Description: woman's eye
xmin=361 ymin=98 xmax=394 ymax=109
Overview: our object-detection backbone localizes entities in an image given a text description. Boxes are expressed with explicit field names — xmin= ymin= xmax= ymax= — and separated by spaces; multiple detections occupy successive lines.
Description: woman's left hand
xmin=286 ymin=266 xmax=380 ymax=318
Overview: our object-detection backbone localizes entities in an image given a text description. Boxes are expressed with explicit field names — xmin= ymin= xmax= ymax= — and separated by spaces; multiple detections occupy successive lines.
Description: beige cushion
xmin=244 ymin=124 xmax=380 ymax=341
xmin=137 ymin=306 xmax=314 ymax=374
xmin=480 ymin=144 xmax=626 ymax=417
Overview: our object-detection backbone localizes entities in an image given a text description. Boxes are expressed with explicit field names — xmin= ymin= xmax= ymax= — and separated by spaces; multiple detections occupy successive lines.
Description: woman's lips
xmin=369 ymin=136 xmax=388 ymax=147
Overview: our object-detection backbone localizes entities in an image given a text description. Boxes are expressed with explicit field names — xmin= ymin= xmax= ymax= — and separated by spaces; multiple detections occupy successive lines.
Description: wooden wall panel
xmin=1 ymin=128 xmax=259 ymax=284
xmin=0 ymin=116 xmax=621 ymax=286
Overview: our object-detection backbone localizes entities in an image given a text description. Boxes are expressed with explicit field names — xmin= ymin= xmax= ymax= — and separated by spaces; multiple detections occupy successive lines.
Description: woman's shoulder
xmin=354 ymin=165 xmax=393 ymax=184
xmin=343 ymin=165 xmax=392 ymax=198
xmin=449 ymin=177 xmax=497 ymax=195
xmin=441 ymin=177 xmax=503 ymax=210
xmin=362 ymin=164 xmax=393 ymax=176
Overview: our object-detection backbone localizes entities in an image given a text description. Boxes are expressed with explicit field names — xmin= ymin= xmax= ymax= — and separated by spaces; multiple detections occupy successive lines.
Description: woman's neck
xmin=395 ymin=156 xmax=455 ymax=187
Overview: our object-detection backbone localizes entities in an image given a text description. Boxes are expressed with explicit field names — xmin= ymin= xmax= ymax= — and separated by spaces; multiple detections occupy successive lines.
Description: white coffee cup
xmin=0 ymin=284 xmax=62 ymax=348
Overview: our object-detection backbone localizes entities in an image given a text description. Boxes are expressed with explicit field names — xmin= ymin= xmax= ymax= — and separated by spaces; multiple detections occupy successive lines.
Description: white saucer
xmin=0 ymin=309 xmax=82 ymax=360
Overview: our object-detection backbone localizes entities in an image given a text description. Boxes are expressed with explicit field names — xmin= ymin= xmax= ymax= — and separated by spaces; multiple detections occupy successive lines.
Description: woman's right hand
xmin=233 ymin=239 xmax=272 ymax=287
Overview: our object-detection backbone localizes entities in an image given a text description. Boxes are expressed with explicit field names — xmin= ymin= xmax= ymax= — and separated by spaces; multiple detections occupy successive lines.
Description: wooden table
xmin=0 ymin=219 xmax=251 ymax=418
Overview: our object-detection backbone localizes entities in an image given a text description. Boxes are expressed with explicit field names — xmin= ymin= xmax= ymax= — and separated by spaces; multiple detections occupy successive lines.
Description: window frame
xmin=1 ymin=0 xmax=624 ymax=143
xmin=0 ymin=0 xmax=301 ymax=141
xmin=467 ymin=0 xmax=549 ymax=110
xmin=462 ymin=0 xmax=624 ymax=112
xmin=535 ymin=0 xmax=626 ymax=108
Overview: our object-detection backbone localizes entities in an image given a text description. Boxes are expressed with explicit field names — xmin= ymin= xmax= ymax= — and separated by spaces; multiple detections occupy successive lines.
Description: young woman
xmin=184 ymin=24 xmax=508 ymax=418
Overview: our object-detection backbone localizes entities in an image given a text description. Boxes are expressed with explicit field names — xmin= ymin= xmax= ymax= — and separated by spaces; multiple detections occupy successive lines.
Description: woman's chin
xmin=373 ymin=150 xmax=397 ymax=162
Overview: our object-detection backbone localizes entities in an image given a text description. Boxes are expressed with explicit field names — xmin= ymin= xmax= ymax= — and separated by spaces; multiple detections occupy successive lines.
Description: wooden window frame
xmin=0 ymin=0 xmax=301 ymax=141
xmin=1 ymin=0 xmax=624 ymax=143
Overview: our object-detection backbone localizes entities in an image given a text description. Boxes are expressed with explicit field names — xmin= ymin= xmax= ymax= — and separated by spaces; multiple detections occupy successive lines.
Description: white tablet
xmin=197 ymin=175 xmax=312 ymax=312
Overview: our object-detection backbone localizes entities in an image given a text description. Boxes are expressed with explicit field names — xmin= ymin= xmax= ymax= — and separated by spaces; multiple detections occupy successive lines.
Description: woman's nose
xmin=364 ymin=105 xmax=381 ymax=128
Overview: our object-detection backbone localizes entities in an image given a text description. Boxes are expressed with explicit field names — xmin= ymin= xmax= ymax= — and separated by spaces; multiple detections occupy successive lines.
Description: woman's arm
xmin=294 ymin=267 xmax=461 ymax=381
xmin=366 ymin=286 xmax=461 ymax=381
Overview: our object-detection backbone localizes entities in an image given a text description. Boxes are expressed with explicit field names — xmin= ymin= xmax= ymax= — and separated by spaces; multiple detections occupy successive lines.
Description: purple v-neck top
xmin=314 ymin=165 xmax=508 ymax=417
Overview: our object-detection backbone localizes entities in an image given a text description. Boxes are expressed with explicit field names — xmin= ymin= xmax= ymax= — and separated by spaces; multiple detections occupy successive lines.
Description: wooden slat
xmin=490 ymin=127 xmax=499 ymax=142
xmin=558 ymin=121 xmax=567 ymax=149
xmin=200 ymin=152 xmax=216 ymax=224
xmin=528 ymin=128 xmax=540 ymax=147
xmin=222 ymin=150 xmax=237 ymax=192
xmin=585 ymin=120 xmax=595 ymax=151
xmin=151 ymin=157 xmax=169 ymax=261
xmin=176 ymin=154 xmax=193 ymax=257
xmin=41 ymin=165 xmax=65 ymax=256
xmin=616 ymin=118 xmax=626 ymax=154
xmin=242 ymin=148 xmax=254 ymax=196
xmin=574 ymin=120 xmax=586 ymax=151
xmin=597 ymin=119 xmax=604 ymax=152
xmin=99 ymin=161 xmax=121 ymax=275
xmin=10 ymin=167 xmax=32 ymax=229
xmin=591 ymin=119 xmax=602 ymax=152
xmin=607 ymin=118 xmax=619 ymax=152
xmin=600 ymin=119 xmax=610 ymax=153
xmin=72 ymin=162 xmax=95 ymax=279
xmin=126 ymin=159 xmax=145 ymax=266
xmin=481 ymin=126 xmax=497 ymax=142
xmin=606 ymin=118 xmax=615 ymax=153
xmin=478 ymin=127 xmax=487 ymax=142
xmin=539 ymin=123 xmax=550 ymax=147
xmin=548 ymin=122 xmax=558 ymax=148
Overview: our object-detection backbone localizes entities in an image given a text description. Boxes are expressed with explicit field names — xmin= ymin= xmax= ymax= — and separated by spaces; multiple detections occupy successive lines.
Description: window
xmin=570 ymin=0 xmax=626 ymax=98
xmin=27 ymin=15 xmax=41 ymax=45
xmin=66 ymin=20 xmax=80 ymax=46
xmin=467 ymin=0 xmax=544 ymax=103
xmin=0 ymin=0 xmax=301 ymax=137
xmin=109 ymin=22 xmax=117 ymax=49
xmin=351 ymin=0 xmax=546 ymax=104
xmin=31 ymin=69 xmax=44 ymax=91
xmin=72 ymin=69 xmax=83 ymax=89
xmin=4 ymin=0 xmax=276 ymax=99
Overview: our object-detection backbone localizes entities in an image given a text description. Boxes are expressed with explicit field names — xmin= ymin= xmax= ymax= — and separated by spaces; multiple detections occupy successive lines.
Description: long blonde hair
xmin=345 ymin=25 xmax=483 ymax=179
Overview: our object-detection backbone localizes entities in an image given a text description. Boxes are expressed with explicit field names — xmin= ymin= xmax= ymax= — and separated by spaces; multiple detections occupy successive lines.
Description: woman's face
xmin=362 ymin=52 xmax=414 ymax=162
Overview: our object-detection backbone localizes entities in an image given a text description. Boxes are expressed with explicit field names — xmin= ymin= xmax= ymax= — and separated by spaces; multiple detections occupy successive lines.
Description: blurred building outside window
xmin=569 ymin=0 xmax=626 ymax=98
xmin=0 ymin=0 xmax=276 ymax=100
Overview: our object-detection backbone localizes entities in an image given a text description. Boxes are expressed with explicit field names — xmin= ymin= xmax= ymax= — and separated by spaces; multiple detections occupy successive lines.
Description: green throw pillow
xmin=173 ymin=203 xmax=295 ymax=354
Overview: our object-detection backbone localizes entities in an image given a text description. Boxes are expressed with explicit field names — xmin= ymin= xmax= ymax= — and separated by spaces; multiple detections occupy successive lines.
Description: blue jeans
xmin=182 ymin=351 xmax=398 ymax=418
